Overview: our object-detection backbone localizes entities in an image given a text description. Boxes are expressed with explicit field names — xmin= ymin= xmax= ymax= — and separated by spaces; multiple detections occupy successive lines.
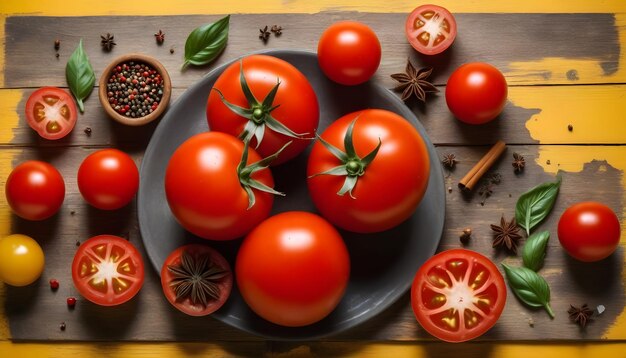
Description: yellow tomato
xmin=0 ymin=234 xmax=45 ymax=286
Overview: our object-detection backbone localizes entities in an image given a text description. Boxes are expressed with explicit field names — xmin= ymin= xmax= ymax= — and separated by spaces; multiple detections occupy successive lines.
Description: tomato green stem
xmin=238 ymin=141 xmax=291 ymax=209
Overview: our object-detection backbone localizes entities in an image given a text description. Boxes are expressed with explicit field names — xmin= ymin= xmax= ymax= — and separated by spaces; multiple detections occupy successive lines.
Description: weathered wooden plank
xmin=3 ymin=13 xmax=622 ymax=89
xmin=4 ymin=144 xmax=624 ymax=341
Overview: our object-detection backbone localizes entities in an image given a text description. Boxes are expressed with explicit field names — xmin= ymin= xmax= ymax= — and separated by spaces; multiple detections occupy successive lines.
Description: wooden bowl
xmin=98 ymin=53 xmax=171 ymax=126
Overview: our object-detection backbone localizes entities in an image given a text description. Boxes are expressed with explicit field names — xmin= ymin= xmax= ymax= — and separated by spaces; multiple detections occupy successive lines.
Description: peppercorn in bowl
xmin=99 ymin=53 xmax=171 ymax=126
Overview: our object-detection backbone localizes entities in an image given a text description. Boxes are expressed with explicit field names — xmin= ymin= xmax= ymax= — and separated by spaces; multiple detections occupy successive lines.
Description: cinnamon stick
xmin=458 ymin=140 xmax=507 ymax=191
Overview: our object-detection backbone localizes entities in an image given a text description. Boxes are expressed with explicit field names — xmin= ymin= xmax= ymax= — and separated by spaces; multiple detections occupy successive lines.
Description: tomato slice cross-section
xmin=25 ymin=87 xmax=77 ymax=140
xmin=411 ymin=249 xmax=506 ymax=342
xmin=405 ymin=4 xmax=457 ymax=55
xmin=72 ymin=235 xmax=145 ymax=306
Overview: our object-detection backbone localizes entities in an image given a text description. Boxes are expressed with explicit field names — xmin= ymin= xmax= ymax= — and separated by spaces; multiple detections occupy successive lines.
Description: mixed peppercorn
xmin=105 ymin=61 xmax=164 ymax=118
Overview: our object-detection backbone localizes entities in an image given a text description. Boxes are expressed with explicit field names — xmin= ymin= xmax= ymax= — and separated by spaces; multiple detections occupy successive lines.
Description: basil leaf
xmin=502 ymin=263 xmax=554 ymax=318
xmin=65 ymin=39 xmax=95 ymax=113
xmin=515 ymin=177 xmax=561 ymax=235
xmin=182 ymin=15 xmax=230 ymax=70
xmin=522 ymin=231 xmax=550 ymax=271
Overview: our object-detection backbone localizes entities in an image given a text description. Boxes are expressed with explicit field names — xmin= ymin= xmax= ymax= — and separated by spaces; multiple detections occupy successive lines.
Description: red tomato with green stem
xmin=77 ymin=149 xmax=139 ymax=210
xmin=206 ymin=55 xmax=319 ymax=165
xmin=558 ymin=201 xmax=621 ymax=262
xmin=236 ymin=211 xmax=350 ymax=327
xmin=161 ymin=244 xmax=233 ymax=316
xmin=165 ymin=131 xmax=285 ymax=241
xmin=5 ymin=160 xmax=65 ymax=221
xmin=307 ymin=109 xmax=430 ymax=233
xmin=445 ymin=62 xmax=508 ymax=125
xmin=317 ymin=21 xmax=381 ymax=85
xmin=71 ymin=235 xmax=145 ymax=306
xmin=411 ymin=249 xmax=507 ymax=343
xmin=405 ymin=4 xmax=457 ymax=56
xmin=25 ymin=87 xmax=77 ymax=140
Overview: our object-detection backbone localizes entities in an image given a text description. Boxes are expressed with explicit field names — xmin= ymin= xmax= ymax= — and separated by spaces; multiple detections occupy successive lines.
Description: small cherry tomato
xmin=317 ymin=21 xmax=381 ymax=85
xmin=411 ymin=249 xmax=507 ymax=342
xmin=405 ymin=4 xmax=457 ymax=55
xmin=5 ymin=160 xmax=65 ymax=221
xmin=0 ymin=234 xmax=45 ymax=287
xmin=558 ymin=202 xmax=621 ymax=262
xmin=77 ymin=149 xmax=139 ymax=210
xmin=161 ymin=244 xmax=233 ymax=316
xmin=445 ymin=63 xmax=508 ymax=125
xmin=71 ymin=235 xmax=145 ymax=306
xmin=25 ymin=87 xmax=77 ymax=140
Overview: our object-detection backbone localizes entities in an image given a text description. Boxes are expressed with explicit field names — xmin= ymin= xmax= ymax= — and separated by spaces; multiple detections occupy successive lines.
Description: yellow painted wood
xmin=0 ymin=0 xmax=625 ymax=16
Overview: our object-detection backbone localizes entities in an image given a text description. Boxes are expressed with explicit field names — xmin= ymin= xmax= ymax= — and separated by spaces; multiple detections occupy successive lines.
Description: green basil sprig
xmin=502 ymin=263 xmax=554 ymax=318
xmin=65 ymin=39 xmax=95 ymax=113
xmin=182 ymin=15 xmax=230 ymax=70
xmin=522 ymin=231 xmax=550 ymax=271
xmin=515 ymin=177 xmax=561 ymax=235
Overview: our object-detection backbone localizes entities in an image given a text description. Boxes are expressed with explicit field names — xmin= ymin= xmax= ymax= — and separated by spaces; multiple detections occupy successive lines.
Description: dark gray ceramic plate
xmin=138 ymin=49 xmax=445 ymax=340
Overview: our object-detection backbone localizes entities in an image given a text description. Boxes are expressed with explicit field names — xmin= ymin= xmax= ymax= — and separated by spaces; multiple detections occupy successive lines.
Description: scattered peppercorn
xmin=70 ymin=210 xmax=76 ymax=215
xmin=447 ymin=186 xmax=452 ymax=193
xmin=568 ymin=124 xmax=573 ymax=131
xmin=154 ymin=30 xmax=165 ymax=44
xmin=60 ymin=322 xmax=66 ymax=331
xmin=169 ymin=47 xmax=175 ymax=54
xmin=106 ymin=61 xmax=164 ymax=118
xmin=67 ymin=297 xmax=77 ymax=308
xmin=54 ymin=39 xmax=60 ymax=51
xmin=460 ymin=228 xmax=472 ymax=244
xmin=270 ymin=25 xmax=283 ymax=36
xmin=84 ymin=127 xmax=92 ymax=136
xmin=76 ymin=241 xmax=81 ymax=247
xmin=49 ymin=279 xmax=59 ymax=290
xmin=259 ymin=26 xmax=271 ymax=42
xmin=100 ymin=33 xmax=116 ymax=51
xmin=546 ymin=159 xmax=551 ymax=165
xmin=55 ymin=53 xmax=60 ymax=59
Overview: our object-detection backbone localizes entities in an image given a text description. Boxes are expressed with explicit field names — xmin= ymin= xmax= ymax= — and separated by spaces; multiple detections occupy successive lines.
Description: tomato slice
xmin=411 ymin=249 xmax=506 ymax=342
xmin=71 ymin=235 xmax=145 ymax=306
xmin=161 ymin=244 xmax=233 ymax=316
xmin=405 ymin=4 xmax=457 ymax=55
xmin=25 ymin=87 xmax=77 ymax=140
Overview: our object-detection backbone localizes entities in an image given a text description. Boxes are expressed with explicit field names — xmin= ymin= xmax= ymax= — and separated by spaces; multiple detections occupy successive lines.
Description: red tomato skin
xmin=206 ymin=55 xmax=319 ymax=165
xmin=71 ymin=235 xmax=145 ymax=306
xmin=558 ymin=202 xmax=621 ymax=262
xmin=317 ymin=21 xmax=382 ymax=85
xmin=165 ymin=132 xmax=274 ymax=241
xmin=5 ymin=160 xmax=65 ymax=221
xmin=307 ymin=109 xmax=430 ymax=233
xmin=25 ymin=87 xmax=77 ymax=140
xmin=445 ymin=63 xmax=508 ymax=125
xmin=405 ymin=4 xmax=457 ymax=56
xmin=161 ymin=244 xmax=233 ymax=316
xmin=236 ymin=212 xmax=350 ymax=327
xmin=411 ymin=249 xmax=507 ymax=342
xmin=77 ymin=149 xmax=139 ymax=210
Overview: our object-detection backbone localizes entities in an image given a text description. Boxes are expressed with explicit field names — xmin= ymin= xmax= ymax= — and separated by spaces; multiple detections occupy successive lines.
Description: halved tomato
xmin=411 ymin=249 xmax=506 ymax=342
xmin=405 ymin=4 xmax=457 ymax=56
xmin=71 ymin=235 xmax=145 ymax=306
xmin=161 ymin=244 xmax=233 ymax=316
xmin=25 ymin=87 xmax=77 ymax=140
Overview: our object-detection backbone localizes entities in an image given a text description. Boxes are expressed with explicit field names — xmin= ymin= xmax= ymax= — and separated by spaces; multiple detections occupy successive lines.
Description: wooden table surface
xmin=2 ymin=0 xmax=626 ymax=356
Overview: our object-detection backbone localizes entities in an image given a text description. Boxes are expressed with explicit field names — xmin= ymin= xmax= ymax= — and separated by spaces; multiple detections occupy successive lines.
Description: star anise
xmin=270 ymin=25 xmax=283 ymax=36
xmin=100 ymin=33 xmax=116 ymax=51
xmin=442 ymin=153 xmax=458 ymax=169
xmin=512 ymin=152 xmax=525 ymax=173
xmin=259 ymin=26 xmax=271 ymax=42
xmin=391 ymin=59 xmax=438 ymax=102
xmin=167 ymin=250 xmax=229 ymax=307
xmin=568 ymin=304 xmax=593 ymax=328
xmin=491 ymin=216 xmax=522 ymax=253
xmin=154 ymin=30 xmax=165 ymax=44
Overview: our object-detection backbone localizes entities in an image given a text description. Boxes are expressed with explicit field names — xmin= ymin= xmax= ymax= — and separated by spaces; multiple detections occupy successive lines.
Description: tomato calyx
xmin=237 ymin=140 xmax=290 ymax=208
xmin=310 ymin=117 xmax=381 ymax=198
xmin=213 ymin=60 xmax=308 ymax=146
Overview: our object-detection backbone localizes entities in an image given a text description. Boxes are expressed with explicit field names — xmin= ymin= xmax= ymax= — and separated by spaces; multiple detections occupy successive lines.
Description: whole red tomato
xmin=25 ymin=87 xmax=77 ymax=140
xmin=307 ymin=109 xmax=430 ymax=233
xmin=165 ymin=132 xmax=276 ymax=241
xmin=405 ymin=4 xmax=457 ymax=55
xmin=72 ymin=235 xmax=145 ymax=306
xmin=558 ymin=202 xmax=621 ymax=262
xmin=5 ymin=160 xmax=65 ymax=220
xmin=317 ymin=21 xmax=381 ymax=86
xmin=161 ymin=244 xmax=232 ymax=316
xmin=236 ymin=211 xmax=350 ymax=327
xmin=77 ymin=149 xmax=139 ymax=210
xmin=206 ymin=55 xmax=319 ymax=165
xmin=445 ymin=62 xmax=508 ymax=124
xmin=411 ymin=249 xmax=507 ymax=342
